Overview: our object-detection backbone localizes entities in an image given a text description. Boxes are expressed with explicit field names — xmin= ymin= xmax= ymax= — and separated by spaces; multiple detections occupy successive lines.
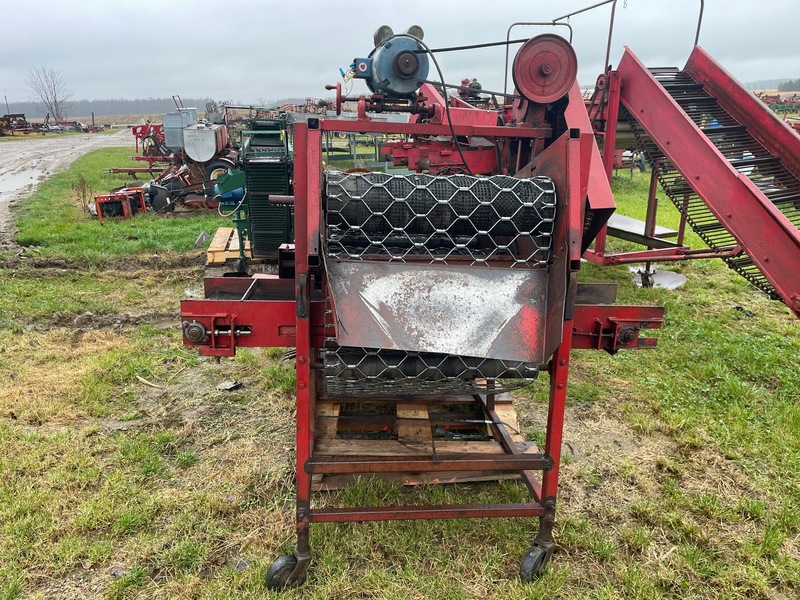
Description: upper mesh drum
xmin=325 ymin=171 xmax=556 ymax=266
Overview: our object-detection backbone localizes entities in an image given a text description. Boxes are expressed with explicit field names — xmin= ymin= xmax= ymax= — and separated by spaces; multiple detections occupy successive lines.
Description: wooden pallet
xmin=206 ymin=227 xmax=251 ymax=265
xmin=311 ymin=394 xmax=536 ymax=491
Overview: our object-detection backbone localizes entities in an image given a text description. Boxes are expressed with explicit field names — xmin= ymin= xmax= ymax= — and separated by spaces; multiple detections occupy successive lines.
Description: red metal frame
xmin=180 ymin=114 xmax=664 ymax=584
xmin=131 ymin=123 xmax=165 ymax=154
xmin=381 ymin=139 xmax=498 ymax=174
xmin=95 ymin=189 xmax=147 ymax=221
xmin=613 ymin=47 xmax=800 ymax=316
xmin=583 ymin=44 xmax=800 ymax=316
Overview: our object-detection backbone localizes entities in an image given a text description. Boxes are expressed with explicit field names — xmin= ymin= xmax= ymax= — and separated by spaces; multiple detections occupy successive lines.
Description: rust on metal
xmin=326 ymin=260 xmax=549 ymax=362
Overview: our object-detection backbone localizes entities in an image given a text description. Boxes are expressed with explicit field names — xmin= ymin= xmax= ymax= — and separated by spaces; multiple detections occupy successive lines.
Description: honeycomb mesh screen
xmin=322 ymin=171 xmax=554 ymax=395
xmin=325 ymin=171 xmax=556 ymax=266
xmin=322 ymin=346 xmax=539 ymax=396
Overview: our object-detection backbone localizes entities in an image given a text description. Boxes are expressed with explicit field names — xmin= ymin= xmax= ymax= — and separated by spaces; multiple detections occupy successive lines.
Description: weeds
xmin=72 ymin=174 xmax=93 ymax=215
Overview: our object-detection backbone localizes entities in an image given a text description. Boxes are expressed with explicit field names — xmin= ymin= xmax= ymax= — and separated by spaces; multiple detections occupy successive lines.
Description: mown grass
xmin=0 ymin=267 xmax=195 ymax=333
xmin=1 ymin=163 xmax=799 ymax=598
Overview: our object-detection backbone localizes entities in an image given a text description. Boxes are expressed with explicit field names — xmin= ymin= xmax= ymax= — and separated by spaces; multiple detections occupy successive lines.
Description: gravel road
xmin=0 ymin=130 xmax=135 ymax=249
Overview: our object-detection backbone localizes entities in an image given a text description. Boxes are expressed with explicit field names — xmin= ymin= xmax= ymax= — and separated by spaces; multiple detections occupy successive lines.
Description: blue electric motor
xmin=215 ymin=184 xmax=245 ymax=206
xmin=213 ymin=169 xmax=246 ymax=206
xmin=352 ymin=25 xmax=429 ymax=98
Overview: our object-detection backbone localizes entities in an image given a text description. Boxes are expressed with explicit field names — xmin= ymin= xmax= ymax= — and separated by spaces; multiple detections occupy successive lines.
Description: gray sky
xmin=1 ymin=0 xmax=797 ymax=104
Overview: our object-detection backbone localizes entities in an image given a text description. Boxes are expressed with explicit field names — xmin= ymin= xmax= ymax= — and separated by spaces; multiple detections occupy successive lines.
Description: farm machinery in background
xmin=1 ymin=112 xmax=109 ymax=136
xmin=99 ymin=102 xmax=297 ymax=245
xmin=181 ymin=0 xmax=800 ymax=589
xmin=96 ymin=104 xmax=239 ymax=218
xmin=756 ymin=91 xmax=800 ymax=115
xmin=211 ymin=115 xmax=294 ymax=273
xmin=0 ymin=113 xmax=44 ymax=136
xmin=752 ymin=93 xmax=800 ymax=136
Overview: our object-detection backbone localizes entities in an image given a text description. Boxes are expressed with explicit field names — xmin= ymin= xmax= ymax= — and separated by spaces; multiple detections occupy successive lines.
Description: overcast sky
xmin=1 ymin=0 xmax=797 ymax=105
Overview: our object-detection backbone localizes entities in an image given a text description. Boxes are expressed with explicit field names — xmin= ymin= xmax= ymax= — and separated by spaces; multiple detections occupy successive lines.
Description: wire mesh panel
xmin=322 ymin=346 xmax=539 ymax=396
xmin=322 ymin=170 xmax=556 ymax=395
xmin=325 ymin=171 xmax=557 ymax=266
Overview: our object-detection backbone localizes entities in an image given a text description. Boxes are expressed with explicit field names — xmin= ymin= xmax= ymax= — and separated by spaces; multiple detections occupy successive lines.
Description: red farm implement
xmin=180 ymin=0 xmax=800 ymax=590
xmin=95 ymin=188 xmax=147 ymax=221
xmin=181 ymin=19 xmax=664 ymax=589
xmin=575 ymin=1 xmax=800 ymax=317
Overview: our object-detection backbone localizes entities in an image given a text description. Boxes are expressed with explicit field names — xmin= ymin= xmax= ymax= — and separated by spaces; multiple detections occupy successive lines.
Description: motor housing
xmin=353 ymin=26 xmax=429 ymax=98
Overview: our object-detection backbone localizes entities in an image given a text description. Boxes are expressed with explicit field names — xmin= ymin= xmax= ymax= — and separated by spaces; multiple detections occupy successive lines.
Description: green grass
xmin=1 ymin=162 xmax=799 ymax=598
xmin=0 ymin=267 xmax=193 ymax=332
xmin=0 ymin=131 xmax=89 ymax=142
xmin=11 ymin=147 xmax=227 ymax=265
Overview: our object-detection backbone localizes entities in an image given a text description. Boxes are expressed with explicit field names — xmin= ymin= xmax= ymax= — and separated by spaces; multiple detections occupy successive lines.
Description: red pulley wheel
xmin=512 ymin=34 xmax=578 ymax=104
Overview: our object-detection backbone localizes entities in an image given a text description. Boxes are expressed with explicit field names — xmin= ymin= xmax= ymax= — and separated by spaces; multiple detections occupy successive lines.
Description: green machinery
xmin=216 ymin=115 xmax=294 ymax=272
xmin=241 ymin=117 xmax=293 ymax=259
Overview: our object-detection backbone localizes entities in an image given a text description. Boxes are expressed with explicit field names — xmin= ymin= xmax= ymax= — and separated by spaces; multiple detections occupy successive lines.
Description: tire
xmin=204 ymin=159 xmax=234 ymax=184
xmin=265 ymin=554 xmax=307 ymax=590
xmin=519 ymin=545 xmax=550 ymax=582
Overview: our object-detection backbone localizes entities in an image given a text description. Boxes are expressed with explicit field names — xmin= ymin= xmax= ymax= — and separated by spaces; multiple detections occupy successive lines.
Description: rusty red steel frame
xmin=613 ymin=47 xmax=800 ymax=316
xmin=181 ymin=112 xmax=664 ymax=585
xmin=582 ymin=44 xmax=800 ymax=319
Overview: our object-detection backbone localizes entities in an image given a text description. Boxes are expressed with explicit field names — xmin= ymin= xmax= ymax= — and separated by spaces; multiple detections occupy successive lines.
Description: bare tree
xmin=27 ymin=67 xmax=73 ymax=121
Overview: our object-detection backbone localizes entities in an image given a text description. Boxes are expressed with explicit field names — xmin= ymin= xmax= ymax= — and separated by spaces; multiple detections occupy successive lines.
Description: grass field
xmin=0 ymin=131 xmax=95 ymax=143
xmin=1 ymin=150 xmax=798 ymax=599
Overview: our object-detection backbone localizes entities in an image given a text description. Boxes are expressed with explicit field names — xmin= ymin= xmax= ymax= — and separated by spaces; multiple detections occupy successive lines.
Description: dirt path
xmin=0 ymin=130 xmax=134 ymax=250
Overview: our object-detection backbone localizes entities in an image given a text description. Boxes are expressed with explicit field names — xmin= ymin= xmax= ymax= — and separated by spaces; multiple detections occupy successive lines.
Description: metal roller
xmin=325 ymin=171 xmax=556 ymax=263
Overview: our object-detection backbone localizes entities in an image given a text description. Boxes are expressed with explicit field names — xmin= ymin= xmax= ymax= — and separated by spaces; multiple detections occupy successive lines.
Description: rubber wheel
xmin=142 ymin=135 xmax=158 ymax=157
xmin=519 ymin=545 xmax=549 ymax=582
xmin=266 ymin=554 xmax=306 ymax=590
xmin=204 ymin=160 xmax=232 ymax=184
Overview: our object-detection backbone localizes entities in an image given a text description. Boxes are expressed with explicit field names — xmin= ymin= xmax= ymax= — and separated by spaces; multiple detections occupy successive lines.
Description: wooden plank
xmin=316 ymin=401 xmax=341 ymax=440
xmin=493 ymin=403 xmax=520 ymax=434
xmin=396 ymin=403 xmax=433 ymax=445
xmin=493 ymin=403 xmax=537 ymax=449
xmin=208 ymin=227 xmax=234 ymax=252
xmin=311 ymin=396 xmax=537 ymax=490
xmin=206 ymin=227 xmax=252 ymax=265
xmin=229 ymin=232 xmax=241 ymax=252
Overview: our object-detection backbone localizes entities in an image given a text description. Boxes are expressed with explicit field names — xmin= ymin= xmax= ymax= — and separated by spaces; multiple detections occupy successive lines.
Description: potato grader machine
xmin=180 ymin=24 xmax=668 ymax=588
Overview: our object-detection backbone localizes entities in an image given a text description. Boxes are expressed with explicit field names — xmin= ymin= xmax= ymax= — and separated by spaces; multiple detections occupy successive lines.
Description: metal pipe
xmin=603 ymin=0 xmax=620 ymax=76
xmin=695 ymin=0 xmax=705 ymax=46
xmin=604 ymin=0 xmax=706 ymax=75
xmin=551 ymin=0 xmax=615 ymax=23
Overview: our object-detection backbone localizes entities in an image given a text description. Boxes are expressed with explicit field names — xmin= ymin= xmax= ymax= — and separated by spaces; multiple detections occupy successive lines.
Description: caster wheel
xmin=266 ymin=554 xmax=307 ymax=590
xmin=519 ymin=545 xmax=550 ymax=582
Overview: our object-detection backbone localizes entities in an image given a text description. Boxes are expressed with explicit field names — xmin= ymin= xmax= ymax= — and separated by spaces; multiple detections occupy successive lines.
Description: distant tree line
xmin=4 ymin=97 xmax=215 ymax=118
xmin=777 ymin=79 xmax=800 ymax=92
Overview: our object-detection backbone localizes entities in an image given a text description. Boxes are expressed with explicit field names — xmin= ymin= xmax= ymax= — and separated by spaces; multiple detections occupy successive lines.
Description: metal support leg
xmin=266 ymin=122 xmax=315 ymax=591
xmin=521 ymin=319 xmax=574 ymax=580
